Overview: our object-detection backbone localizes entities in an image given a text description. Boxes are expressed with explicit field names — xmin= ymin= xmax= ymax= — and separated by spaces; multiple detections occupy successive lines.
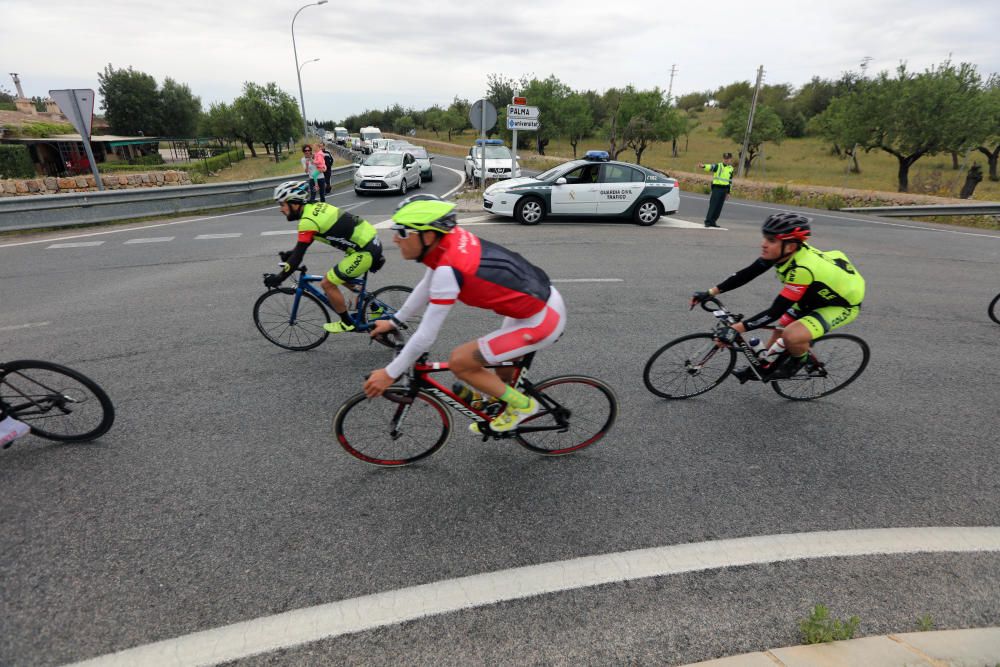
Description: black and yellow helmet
xmin=391 ymin=194 xmax=457 ymax=234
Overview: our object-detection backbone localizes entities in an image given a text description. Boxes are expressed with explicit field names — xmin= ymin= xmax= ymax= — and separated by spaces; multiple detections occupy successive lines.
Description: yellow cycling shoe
xmin=323 ymin=321 xmax=356 ymax=333
xmin=489 ymin=398 xmax=539 ymax=433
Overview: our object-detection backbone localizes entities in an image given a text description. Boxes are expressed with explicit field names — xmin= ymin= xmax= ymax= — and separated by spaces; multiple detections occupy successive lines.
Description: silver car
xmin=354 ymin=151 xmax=422 ymax=195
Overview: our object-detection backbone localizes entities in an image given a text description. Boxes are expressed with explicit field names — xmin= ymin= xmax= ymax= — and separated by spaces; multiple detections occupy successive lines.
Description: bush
xmin=0 ymin=101 xmax=16 ymax=111
xmin=3 ymin=121 xmax=75 ymax=137
xmin=129 ymin=153 xmax=165 ymax=166
xmin=0 ymin=144 xmax=35 ymax=179
xmin=799 ymin=605 xmax=860 ymax=644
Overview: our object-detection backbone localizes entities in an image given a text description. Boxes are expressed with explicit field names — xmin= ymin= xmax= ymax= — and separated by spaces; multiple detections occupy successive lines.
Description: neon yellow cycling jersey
xmin=775 ymin=244 xmax=865 ymax=310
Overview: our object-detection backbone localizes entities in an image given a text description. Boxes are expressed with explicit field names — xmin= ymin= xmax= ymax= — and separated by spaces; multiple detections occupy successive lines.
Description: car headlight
xmin=387 ymin=170 xmax=400 ymax=178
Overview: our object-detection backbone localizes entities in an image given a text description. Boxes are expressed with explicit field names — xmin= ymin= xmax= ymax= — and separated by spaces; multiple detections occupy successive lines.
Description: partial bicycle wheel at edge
xmin=771 ymin=333 xmax=870 ymax=401
xmin=363 ymin=285 xmax=415 ymax=349
xmin=515 ymin=375 xmax=618 ymax=455
xmin=253 ymin=288 xmax=330 ymax=351
xmin=334 ymin=388 xmax=451 ymax=466
xmin=0 ymin=360 xmax=115 ymax=442
xmin=989 ymin=292 xmax=1000 ymax=325
xmin=643 ymin=333 xmax=737 ymax=399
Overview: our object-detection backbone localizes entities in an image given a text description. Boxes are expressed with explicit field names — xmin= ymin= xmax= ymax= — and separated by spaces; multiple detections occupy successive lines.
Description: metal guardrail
xmin=0 ymin=164 xmax=356 ymax=232
xmin=840 ymin=203 xmax=1000 ymax=217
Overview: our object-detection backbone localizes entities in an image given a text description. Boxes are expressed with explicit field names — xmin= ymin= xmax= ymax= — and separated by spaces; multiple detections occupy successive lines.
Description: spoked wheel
xmin=642 ymin=333 xmax=737 ymax=399
xmin=989 ymin=293 xmax=1000 ymax=325
xmin=334 ymin=388 xmax=451 ymax=466
xmin=771 ymin=334 xmax=870 ymax=401
xmin=0 ymin=360 xmax=114 ymax=442
xmin=253 ymin=288 xmax=331 ymax=351
xmin=515 ymin=375 xmax=618 ymax=455
xmin=363 ymin=285 xmax=416 ymax=348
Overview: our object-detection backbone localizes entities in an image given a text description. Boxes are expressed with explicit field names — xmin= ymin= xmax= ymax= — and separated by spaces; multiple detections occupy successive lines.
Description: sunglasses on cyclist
xmin=391 ymin=225 xmax=415 ymax=239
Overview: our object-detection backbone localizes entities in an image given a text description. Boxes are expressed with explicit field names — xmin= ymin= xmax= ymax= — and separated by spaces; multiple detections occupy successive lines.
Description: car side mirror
xmin=555 ymin=177 xmax=567 ymax=185
xmin=429 ymin=156 xmax=435 ymax=160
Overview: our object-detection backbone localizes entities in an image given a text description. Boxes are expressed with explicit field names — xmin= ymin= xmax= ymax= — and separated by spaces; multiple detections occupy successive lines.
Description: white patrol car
xmin=482 ymin=151 xmax=680 ymax=226
xmin=465 ymin=139 xmax=521 ymax=181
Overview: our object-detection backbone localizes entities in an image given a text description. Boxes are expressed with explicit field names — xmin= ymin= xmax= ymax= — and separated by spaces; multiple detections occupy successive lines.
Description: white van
xmin=359 ymin=126 xmax=383 ymax=154
xmin=334 ymin=127 xmax=349 ymax=145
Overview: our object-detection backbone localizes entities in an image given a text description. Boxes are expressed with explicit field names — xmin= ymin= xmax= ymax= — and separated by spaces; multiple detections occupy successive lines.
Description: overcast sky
xmin=2 ymin=0 xmax=997 ymax=122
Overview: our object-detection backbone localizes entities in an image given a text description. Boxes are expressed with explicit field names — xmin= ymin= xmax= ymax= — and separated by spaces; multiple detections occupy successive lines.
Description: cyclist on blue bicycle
xmin=363 ymin=194 xmax=566 ymax=434
xmin=264 ymin=181 xmax=385 ymax=333
xmin=691 ymin=212 xmax=865 ymax=380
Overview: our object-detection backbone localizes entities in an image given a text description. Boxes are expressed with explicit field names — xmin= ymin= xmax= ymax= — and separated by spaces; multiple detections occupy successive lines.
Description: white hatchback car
xmin=354 ymin=151 xmax=422 ymax=195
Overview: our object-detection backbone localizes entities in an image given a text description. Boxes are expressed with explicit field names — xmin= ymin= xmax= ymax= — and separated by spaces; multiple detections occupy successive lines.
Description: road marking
xmin=123 ymin=237 xmax=174 ymax=244
xmin=46 ymin=241 xmax=104 ymax=248
xmin=552 ymin=278 xmax=624 ymax=283
xmin=260 ymin=230 xmax=297 ymax=236
xmin=438 ymin=164 xmax=467 ymax=199
xmin=0 ymin=321 xmax=50 ymax=332
xmin=195 ymin=233 xmax=242 ymax=240
xmin=69 ymin=526 xmax=1000 ymax=667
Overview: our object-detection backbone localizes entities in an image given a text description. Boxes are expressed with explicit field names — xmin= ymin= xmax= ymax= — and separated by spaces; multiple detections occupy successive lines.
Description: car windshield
xmin=535 ymin=165 xmax=566 ymax=181
xmin=364 ymin=153 xmax=403 ymax=166
xmin=361 ymin=131 xmax=382 ymax=140
xmin=472 ymin=146 xmax=512 ymax=159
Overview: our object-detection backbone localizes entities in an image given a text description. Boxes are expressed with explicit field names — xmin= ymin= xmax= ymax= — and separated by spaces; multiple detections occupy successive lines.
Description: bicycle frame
xmin=703 ymin=298 xmax=781 ymax=381
xmin=290 ymin=269 xmax=379 ymax=333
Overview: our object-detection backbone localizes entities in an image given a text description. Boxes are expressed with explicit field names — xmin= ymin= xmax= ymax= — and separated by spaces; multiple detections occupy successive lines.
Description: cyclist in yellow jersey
xmin=265 ymin=181 xmax=385 ymax=333
xmin=691 ymin=212 xmax=865 ymax=380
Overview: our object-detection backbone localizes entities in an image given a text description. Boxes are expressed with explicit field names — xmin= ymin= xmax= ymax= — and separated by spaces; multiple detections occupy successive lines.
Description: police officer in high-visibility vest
xmin=697 ymin=152 xmax=735 ymax=229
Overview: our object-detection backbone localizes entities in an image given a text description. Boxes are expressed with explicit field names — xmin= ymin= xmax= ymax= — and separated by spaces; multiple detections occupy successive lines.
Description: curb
xmin=682 ymin=627 xmax=1000 ymax=666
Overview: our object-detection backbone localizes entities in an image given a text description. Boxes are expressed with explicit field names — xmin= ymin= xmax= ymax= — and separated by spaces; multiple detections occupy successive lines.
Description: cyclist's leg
xmin=768 ymin=305 xmax=859 ymax=378
xmin=322 ymin=252 xmax=373 ymax=332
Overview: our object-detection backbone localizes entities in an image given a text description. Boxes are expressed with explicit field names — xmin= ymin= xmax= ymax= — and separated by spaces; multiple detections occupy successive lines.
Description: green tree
xmin=560 ymin=92 xmax=594 ymax=158
xmin=714 ymin=80 xmax=753 ymax=108
xmin=393 ymin=114 xmax=416 ymax=135
xmin=676 ymin=90 xmax=711 ymax=111
xmin=98 ymin=64 xmax=162 ymax=135
xmin=200 ymin=101 xmax=255 ymax=153
xmin=719 ymin=99 xmax=785 ymax=173
xmin=617 ymin=87 xmax=680 ymax=164
xmin=975 ymin=78 xmax=1000 ymax=181
xmin=235 ymin=82 xmax=302 ymax=161
xmin=159 ymin=77 xmax=202 ymax=137
xmin=422 ymin=106 xmax=445 ymax=137
xmin=521 ymin=75 xmax=570 ymax=154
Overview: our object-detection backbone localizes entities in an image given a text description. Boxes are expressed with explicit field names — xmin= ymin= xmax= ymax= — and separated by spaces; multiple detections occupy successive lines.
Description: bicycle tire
xmin=253 ymin=288 xmax=330 ymax=351
xmin=989 ymin=293 xmax=1000 ymax=325
xmin=0 ymin=360 xmax=115 ymax=442
xmin=771 ymin=333 xmax=870 ymax=401
xmin=642 ymin=333 xmax=737 ymax=399
xmin=334 ymin=387 xmax=451 ymax=466
xmin=363 ymin=285 xmax=416 ymax=349
xmin=515 ymin=375 xmax=618 ymax=455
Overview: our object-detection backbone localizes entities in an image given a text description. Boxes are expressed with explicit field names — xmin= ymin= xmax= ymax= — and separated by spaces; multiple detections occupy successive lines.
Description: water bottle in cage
xmin=762 ymin=338 xmax=786 ymax=363
xmin=748 ymin=336 xmax=767 ymax=357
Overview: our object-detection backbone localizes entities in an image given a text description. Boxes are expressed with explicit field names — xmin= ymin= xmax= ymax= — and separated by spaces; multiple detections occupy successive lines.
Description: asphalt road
xmin=1 ymin=151 xmax=999 ymax=666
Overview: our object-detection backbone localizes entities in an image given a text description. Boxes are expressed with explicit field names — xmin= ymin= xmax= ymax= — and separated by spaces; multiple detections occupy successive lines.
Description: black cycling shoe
xmin=732 ymin=366 xmax=758 ymax=384
xmin=763 ymin=355 xmax=806 ymax=380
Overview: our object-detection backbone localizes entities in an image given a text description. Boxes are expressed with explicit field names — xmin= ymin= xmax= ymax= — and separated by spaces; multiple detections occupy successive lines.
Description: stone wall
xmin=0 ymin=170 xmax=193 ymax=196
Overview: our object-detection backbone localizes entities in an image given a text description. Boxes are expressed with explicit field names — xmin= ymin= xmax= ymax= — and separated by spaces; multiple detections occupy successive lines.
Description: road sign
xmin=49 ymin=88 xmax=103 ymax=191
xmin=507 ymin=105 xmax=539 ymax=120
xmin=469 ymin=99 xmax=497 ymax=131
xmin=512 ymin=96 xmax=527 ymax=105
xmin=507 ymin=118 xmax=539 ymax=131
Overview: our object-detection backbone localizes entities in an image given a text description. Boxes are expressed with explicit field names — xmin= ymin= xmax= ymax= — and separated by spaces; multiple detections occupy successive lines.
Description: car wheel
xmin=399 ymin=178 xmax=408 ymax=195
xmin=634 ymin=199 xmax=662 ymax=226
xmin=514 ymin=196 xmax=545 ymax=225
xmin=415 ymin=173 xmax=422 ymax=189
xmin=354 ymin=188 xmax=364 ymax=196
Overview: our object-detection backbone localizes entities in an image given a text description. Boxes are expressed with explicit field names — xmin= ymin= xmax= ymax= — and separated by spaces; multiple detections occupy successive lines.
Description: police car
xmin=465 ymin=139 xmax=521 ymax=181
xmin=482 ymin=151 xmax=680 ymax=226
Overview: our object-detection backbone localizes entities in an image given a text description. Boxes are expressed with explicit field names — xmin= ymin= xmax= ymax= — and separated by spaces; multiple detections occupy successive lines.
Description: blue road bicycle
xmin=253 ymin=265 xmax=416 ymax=351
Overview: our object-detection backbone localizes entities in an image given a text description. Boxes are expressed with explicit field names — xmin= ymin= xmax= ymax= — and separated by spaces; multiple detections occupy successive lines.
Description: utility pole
xmin=666 ymin=64 xmax=678 ymax=105
xmin=736 ymin=65 xmax=765 ymax=179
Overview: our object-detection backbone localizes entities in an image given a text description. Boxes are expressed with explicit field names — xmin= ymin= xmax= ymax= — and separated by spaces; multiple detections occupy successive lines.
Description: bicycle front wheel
xmin=0 ymin=360 xmax=115 ymax=442
xmin=989 ymin=293 xmax=1000 ymax=325
xmin=642 ymin=333 xmax=737 ymax=399
xmin=334 ymin=388 xmax=451 ymax=466
xmin=515 ymin=375 xmax=618 ymax=455
xmin=363 ymin=285 xmax=417 ymax=349
xmin=253 ymin=288 xmax=330 ymax=351
xmin=771 ymin=333 xmax=870 ymax=401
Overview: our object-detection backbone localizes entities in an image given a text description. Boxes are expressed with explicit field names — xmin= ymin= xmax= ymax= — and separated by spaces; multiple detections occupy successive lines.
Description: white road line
xmin=260 ymin=230 xmax=297 ymax=236
xmin=195 ymin=233 xmax=242 ymax=240
xmin=438 ymin=164 xmax=467 ymax=199
xmin=0 ymin=205 xmax=278 ymax=249
xmin=552 ymin=278 xmax=624 ymax=283
xmin=46 ymin=241 xmax=104 ymax=249
xmin=69 ymin=526 xmax=1000 ymax=667
xmin=0 ymin=321 xmax=50 ymax=332
xmin=123 ymin=237 xmax=174 ymax=244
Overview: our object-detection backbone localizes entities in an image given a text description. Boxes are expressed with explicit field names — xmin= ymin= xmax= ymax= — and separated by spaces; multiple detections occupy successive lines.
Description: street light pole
xmin=292 ymin=0 xmax=327 ymax=142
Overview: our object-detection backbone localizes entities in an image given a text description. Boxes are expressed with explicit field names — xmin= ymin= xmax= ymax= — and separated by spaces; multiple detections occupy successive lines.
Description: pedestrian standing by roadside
xmin=698 ymin=152 xmax=735 ymax=229
xmin=322 ymin=145 xmax=335 ymax=194
xmin=312 ymin=143 xmax=328 ymax=202
xmin=300 ymin=145 xmax=325 ymax=203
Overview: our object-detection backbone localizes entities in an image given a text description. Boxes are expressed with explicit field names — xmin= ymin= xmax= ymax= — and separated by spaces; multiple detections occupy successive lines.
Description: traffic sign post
xmin=49 ymin=88 xmax=103 ymax=191
xmin=508 ymin=97 xmax=539 ymax=182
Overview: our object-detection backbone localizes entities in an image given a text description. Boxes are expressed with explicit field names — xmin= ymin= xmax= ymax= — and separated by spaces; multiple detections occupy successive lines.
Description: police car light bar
xmin=475 ymin=139 xmax=505 ymax=146
xmin=583 ymin=150 xmax=610 ymax=162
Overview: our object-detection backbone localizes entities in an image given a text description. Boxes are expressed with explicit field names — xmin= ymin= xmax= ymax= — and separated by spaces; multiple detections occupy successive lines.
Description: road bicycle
xmin=989 ymin=292 xmax=999 ymax=325
xmin=253 ymin=265 xmax=415 ymax=351
xmin=334 ymin=348 xmax=619 ymax=466
xmin=642 ymin=297 xmax=870 ymax=401
xmin=0 ymin=360 xmax=115 ymax=445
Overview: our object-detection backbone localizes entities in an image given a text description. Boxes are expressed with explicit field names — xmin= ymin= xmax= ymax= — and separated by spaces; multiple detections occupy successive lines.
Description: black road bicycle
xmin=334 ymin=349 xmax=618 ymax=466
xmin=989 ymin=293 xmax=1000 ymax=325
xmin=642 ymin=297 xmax=870 ymax=401
xmin=1 ymin=360 xmax=115 ymax=445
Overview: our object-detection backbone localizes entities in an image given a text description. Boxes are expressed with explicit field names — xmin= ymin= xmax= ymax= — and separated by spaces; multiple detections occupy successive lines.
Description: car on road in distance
xmin=370 ymin=138 xmax=392 ymax=153
xmin=360 ymin=126 xmax=383 ymax=154
xmin=465 ymin=139 xmax=521 ymax=181
xmin=482 ymin=150 xmax=680 ymax=226
xmin=399 ymin=144 xmax=433 ymax=181
xmin=354 ymin=151 xmax=422 ymax=195
xmin=334 ymin=127 xmax=350 ymax=145
xmin=350 ymin=135 xmax=362 ymax=152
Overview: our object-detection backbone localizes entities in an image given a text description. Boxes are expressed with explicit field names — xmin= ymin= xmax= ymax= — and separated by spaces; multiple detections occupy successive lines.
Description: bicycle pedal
xmin=732 ymin=367 xmax=757 ymax=384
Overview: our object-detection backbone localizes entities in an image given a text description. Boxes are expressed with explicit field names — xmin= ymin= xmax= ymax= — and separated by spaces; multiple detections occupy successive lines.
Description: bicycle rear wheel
xmin=0 ymin=360 xmax=114 ymax=442
xmin=253 ymin=288 xmax=330 ymax=351
xmin=363 ymin=285 xmax=417 ymax=349
xmin=771 ymin=333 xmax=870 ymax=401
xmin=989 ymin=293 xmax=1000 ymax=325
xmin=334 ymin=388 xmax=451 ymax=466
xmin=515 ymin=375 xmax=618 ymax=455
xmin=642 ymin=333 xmax=737 ymax=399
